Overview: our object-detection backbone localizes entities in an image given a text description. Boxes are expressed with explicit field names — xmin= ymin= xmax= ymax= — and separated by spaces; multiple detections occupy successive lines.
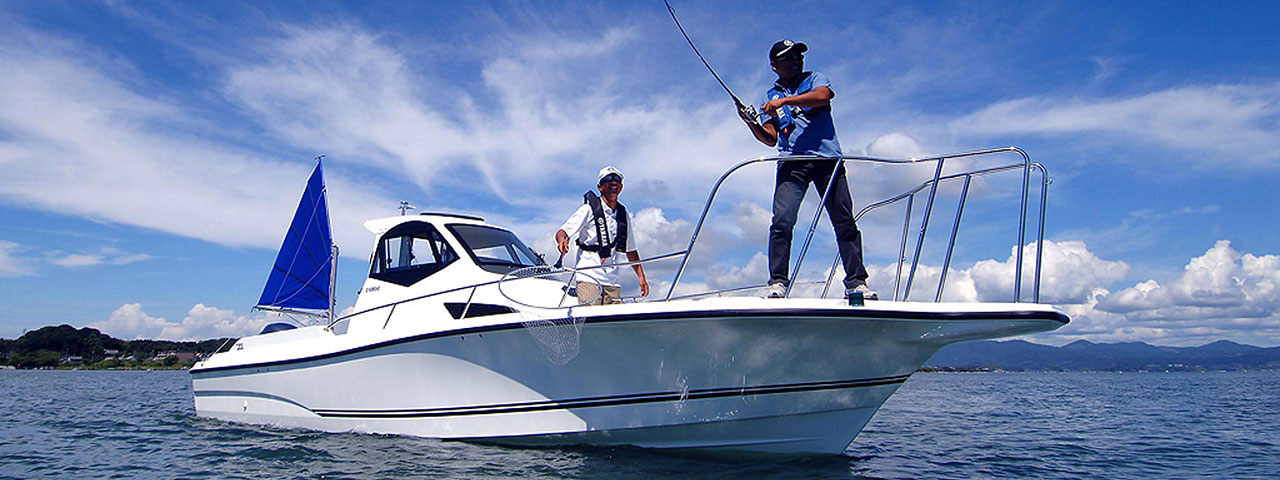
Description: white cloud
xmin=862 ymin=262 xmax=978 ymax=303
xmin=631 ymin=207 xmax=695 ymax=261
xmin=1099 ymin=240 xmax=1280 ymax=318
xmin=50 ymin=254 xmax=102 ymax=268
xmin=0 ymin=21 xmax=1030 ymax=271
xmin=89 ymin=303 xmax=172 ymax=340
xmin=0 ymin=240 xmax=33 ymax=277
xmin=0 ymin=25 xmax=399 ymax=257
xmin=47 ymin=247 xmax=154 ymax=268
xmin=1012 ymin=240 xmax=1280 ymax=347
xmin=161 ymin=304 xmax=261 ymax=341
xmin=221 ymin=24 xmax=781 ymax=221
xmin=971 ymin=240 xmax=1129 ymax=304
xmin=866 ymin=132 xmax=930 ymax=159
xmin=952 ymin=84 xmax=1280 ymax=165
xmin=89 ymin=303 xmax=264 ymax=341
xmin=705 ymin=251 xmax=770 ymax=291
xmin=731 ymin=201 xmax=772 ymax=241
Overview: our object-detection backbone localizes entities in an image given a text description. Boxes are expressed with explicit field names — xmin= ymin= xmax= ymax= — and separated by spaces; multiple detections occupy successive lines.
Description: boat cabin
xmin=353 ymin=213 xmax=548 ymax=313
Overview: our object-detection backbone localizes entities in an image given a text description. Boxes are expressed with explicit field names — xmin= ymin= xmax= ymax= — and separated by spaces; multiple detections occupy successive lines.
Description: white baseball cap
xmin=598 ymin=165 xmax=624 ymax=183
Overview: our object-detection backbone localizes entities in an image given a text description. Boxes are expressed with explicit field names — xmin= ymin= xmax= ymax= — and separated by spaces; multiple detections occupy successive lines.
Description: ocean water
xmin=1 ymin=370 xmax=1275 ymax=479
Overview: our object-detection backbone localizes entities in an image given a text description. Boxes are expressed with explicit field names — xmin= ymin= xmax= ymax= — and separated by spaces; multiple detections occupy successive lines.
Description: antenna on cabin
xmin=398 ymin=201 xmax=415 ymax=215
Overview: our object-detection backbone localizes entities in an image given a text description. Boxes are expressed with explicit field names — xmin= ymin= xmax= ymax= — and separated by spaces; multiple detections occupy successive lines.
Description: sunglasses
xmin=600 ymin=174 xmax=623 ymax=184
xmin=775 ymin=54 xmax=804 ymax=62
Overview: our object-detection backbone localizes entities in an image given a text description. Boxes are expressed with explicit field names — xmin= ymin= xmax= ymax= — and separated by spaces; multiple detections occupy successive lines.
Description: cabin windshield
xmin=369 ymin=221 xmax=458 ymax=286
xmin=447 ymin=224 xmax=543 ymax=274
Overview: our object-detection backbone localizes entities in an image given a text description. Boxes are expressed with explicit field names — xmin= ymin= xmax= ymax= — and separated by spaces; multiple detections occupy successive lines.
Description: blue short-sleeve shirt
xmin=758 ymin=71 xmax=843 ymax=158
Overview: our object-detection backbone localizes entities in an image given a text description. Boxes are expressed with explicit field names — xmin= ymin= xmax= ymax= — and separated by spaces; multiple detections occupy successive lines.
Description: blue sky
xmin=1 ymin=0 xmax=1277 ymax=346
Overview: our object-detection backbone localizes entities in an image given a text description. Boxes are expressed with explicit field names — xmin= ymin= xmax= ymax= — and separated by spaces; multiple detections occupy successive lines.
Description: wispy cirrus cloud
xmin=46 ymin=247 xmax=154 ymax=268
xmin=951 ymin=84 xmax=1280 ymax=165
xmin=0 ymin=240 xmax=33 ymax=277
xmin=0 ymin=24 xmax=398 ymax=256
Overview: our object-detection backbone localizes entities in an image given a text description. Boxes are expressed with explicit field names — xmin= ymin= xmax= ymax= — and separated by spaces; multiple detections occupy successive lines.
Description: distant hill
xmin=0 ymin=325 xmax=234 ymax=369
xmin=927 ymin=339 xmax=1280 ymax=372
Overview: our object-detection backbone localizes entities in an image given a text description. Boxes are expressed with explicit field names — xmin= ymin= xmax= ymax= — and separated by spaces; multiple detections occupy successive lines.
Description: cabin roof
xmin=363 ymin=213 xmax=487 ymax=235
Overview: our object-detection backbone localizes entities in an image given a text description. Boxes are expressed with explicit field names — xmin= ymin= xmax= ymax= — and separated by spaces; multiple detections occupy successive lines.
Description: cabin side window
xmin=369 ymin=222 xmax=458 ymax=286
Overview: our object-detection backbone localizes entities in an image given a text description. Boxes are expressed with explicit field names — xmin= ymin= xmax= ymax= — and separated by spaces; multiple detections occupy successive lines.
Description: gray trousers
xmin=769 ymin=159 xmax=868 ymax=289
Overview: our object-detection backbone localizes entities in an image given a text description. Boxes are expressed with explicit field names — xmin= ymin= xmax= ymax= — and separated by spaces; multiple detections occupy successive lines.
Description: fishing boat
xmin=191 ymin=149 xmax=1068 ymax=454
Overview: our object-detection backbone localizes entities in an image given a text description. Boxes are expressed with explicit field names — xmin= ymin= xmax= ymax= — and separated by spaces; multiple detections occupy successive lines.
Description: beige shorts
xmin=576 ymin=282 xmax=622 ymax=305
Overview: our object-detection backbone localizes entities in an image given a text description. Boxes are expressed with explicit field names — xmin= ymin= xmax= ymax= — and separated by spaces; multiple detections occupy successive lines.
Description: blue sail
xmin=257 ymin=160 xmax=334 ymax=312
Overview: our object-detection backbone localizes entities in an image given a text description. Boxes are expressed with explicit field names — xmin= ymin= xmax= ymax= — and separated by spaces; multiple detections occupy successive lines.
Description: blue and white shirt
xmin=758 ymin=71 xmax=843 ymax=158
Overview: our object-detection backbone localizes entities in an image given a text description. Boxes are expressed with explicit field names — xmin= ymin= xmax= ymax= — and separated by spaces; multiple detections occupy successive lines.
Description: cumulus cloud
xmin=89 ymin=303 xmax=263 ymax=341
xmin=730 ymin=201 xmax=772 ymax=241
xmin=1099 ymin=240 xmax=1280 ymax=318
xmin=971 ymin=240 xmax=1129 ymax=304
xmin=861 ymin=262 xmax=978 ymax=303
xmin=866 ymin=132 xmax=930 ymax=159
xmin=90 ymin=303 xmax=172 ymax=339
xmin=705 ymin=252 xmax=770 ymax=291
xmin=1012 ymin=240 xmax=1280 ymax=347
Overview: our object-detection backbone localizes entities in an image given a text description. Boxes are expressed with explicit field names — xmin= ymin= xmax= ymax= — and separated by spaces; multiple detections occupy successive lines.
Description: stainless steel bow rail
xmin=664 ymin=147 xmax=1050 ymax=303
xmin=326 ymin=147 xmax=1049 ymax=329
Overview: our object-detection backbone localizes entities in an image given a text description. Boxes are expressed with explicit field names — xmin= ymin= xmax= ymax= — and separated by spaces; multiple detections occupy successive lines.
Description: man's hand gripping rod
xmin=664 ymin=0 xmax=760 ymax=126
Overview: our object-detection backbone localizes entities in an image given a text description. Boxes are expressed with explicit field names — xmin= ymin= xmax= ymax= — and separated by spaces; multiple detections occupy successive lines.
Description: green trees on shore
xmin=0 ymin=325 xmax=236 ymax=369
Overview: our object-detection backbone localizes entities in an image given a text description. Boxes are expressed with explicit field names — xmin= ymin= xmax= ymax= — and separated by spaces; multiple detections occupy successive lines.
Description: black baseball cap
xmin=769 ymin=39 xmax=808 ymax=60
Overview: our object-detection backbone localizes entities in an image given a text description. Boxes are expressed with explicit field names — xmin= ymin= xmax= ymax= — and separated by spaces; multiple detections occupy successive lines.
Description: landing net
xmin=501 ymin=265 xmax=600 ymax=366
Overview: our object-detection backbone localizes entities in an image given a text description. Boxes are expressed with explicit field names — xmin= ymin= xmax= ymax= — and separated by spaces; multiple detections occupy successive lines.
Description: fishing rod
xmin=663 ymin=0 xmax=760 ymax=125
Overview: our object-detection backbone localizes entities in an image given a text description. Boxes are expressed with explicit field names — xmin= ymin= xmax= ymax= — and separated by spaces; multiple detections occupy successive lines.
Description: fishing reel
xmin=739 ymin=103 xmax=761 ymax=126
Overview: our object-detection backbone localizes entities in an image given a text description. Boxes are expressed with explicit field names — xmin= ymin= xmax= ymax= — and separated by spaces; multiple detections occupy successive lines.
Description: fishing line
xmin=663 ymin=0 xmax=759 ymax=124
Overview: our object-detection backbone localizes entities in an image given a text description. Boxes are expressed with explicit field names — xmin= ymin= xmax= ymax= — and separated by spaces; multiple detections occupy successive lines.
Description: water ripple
xmin=0 ymin=370 xmax=1276 ymax=479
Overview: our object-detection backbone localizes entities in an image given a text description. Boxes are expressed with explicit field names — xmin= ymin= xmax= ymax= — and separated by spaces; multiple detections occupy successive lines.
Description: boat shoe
xmin=766 ymin=283 xmax=786 ymax=298
xmin=845 ymin=284 xmax=879 ymax=301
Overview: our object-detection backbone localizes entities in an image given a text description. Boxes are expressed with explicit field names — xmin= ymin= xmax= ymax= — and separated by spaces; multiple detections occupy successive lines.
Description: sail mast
xmin=319 ymin=154 xmax=336 ymax=326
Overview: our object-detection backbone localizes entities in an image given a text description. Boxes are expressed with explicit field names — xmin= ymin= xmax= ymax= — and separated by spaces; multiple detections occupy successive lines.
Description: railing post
xmin=1034 ymin=163 xmax=1049 ymax=303
xmin=1014 ymin=148 xmax=1031 ymax=302
xmin=460 ymin=286 xmax=477 ymax=319
xmin=903 ymin=159 xmax=946 ymax=301
xmin=936 ymin=175 xmax=971 ymax=302
xmin=894 ymin=195 xmax=914 ymax=301
xmin=822 ymin=252 xmax=840 ymax=299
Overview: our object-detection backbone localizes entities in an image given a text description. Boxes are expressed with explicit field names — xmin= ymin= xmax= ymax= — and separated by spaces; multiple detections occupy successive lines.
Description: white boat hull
xmin=192 ymin=299 xmax=1066 ymax=454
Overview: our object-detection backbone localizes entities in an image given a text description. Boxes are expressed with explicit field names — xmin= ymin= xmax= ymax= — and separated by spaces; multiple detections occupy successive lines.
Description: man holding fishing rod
xmin=739 ymin=40 xmax=873 ymax=300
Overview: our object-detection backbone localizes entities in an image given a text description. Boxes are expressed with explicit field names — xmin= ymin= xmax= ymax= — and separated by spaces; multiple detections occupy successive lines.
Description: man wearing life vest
xmin=555 ymin=166 xmax=650 ymax=305
xmin=739 ymin=39 xmax=875 ymax=300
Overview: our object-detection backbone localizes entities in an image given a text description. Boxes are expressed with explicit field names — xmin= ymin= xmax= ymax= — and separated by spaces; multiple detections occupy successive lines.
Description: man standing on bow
xmin=556 ymin=166 xmax=650 ymax=305
xmin=739 ymin=39 xmax=873 ymax=299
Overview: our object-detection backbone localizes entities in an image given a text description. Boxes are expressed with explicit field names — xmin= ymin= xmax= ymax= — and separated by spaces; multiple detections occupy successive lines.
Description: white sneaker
xmin=846 ymin=284 xmax=879 ymax=301
xmin=766 ymin=283 xmax=786 ymax=299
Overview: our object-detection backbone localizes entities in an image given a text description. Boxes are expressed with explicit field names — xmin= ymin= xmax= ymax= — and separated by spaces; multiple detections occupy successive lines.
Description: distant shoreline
xmin=1 ymin=365 xmax=192 ymax=371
